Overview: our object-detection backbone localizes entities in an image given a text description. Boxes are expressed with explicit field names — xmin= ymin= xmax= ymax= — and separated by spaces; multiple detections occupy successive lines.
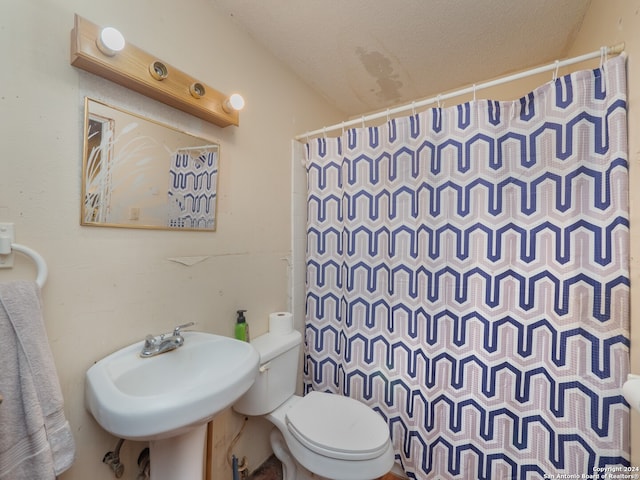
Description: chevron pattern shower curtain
xmin=304 ymin=55 xmax=629 ymax=479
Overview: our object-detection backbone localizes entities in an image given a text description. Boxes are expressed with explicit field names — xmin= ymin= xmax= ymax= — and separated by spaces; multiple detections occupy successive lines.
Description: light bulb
xmin=96 ymin=27 xmax=125 ymax=56
xmin=223 ymin=93 xmax=245 ymax=112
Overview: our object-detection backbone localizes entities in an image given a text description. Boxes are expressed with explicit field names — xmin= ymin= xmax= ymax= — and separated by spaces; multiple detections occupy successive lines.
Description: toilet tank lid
xmin=250 ymin=330 xmax=301 ymax=363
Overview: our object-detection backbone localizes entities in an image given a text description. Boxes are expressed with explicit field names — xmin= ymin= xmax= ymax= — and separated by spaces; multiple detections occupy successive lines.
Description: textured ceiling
xmin=210 ymin=0 xmax=592 ymax=117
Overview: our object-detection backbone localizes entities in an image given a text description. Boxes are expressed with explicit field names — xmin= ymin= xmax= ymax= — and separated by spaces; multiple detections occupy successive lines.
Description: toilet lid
xmin=285 ymin=391 xmax=390 ymax=461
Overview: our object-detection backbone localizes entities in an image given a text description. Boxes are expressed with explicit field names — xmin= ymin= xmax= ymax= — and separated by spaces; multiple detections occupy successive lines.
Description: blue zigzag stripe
xmin=306 ymin=262 xmax=629 ymax=321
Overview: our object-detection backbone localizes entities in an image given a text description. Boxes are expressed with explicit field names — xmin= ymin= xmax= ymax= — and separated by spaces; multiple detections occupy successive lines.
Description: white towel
xmin=0 ymin=281 xmax=75 ymax=479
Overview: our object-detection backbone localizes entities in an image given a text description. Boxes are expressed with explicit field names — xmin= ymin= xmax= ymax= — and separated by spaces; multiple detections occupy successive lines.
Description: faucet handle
xmin=173 ymin=322 xmax=195 ymax=336
xmin=141 ymin=335 xmax=157 ymax=356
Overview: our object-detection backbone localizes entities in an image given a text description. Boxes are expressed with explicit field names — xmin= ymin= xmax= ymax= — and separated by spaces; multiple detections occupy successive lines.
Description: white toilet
xmin=233 ymin=328 xmax=395 ymax=480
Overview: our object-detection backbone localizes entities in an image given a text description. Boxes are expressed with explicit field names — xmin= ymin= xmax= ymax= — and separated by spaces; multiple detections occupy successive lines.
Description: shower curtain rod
xmin=295 ymin=43 xmax=625 ymax=141
xmin=176 ymin=145 xmax=218 ymax=152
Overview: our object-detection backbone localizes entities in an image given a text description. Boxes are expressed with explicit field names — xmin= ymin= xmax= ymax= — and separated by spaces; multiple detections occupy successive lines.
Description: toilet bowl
xmin=269 ymin=394 xmax=395 ymax=479
xmin=233 ymin=328 xmax=394 ymax=480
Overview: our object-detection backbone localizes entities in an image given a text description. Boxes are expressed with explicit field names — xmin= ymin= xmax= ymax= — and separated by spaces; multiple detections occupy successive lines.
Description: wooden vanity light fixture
xmin=70 ymin=14 xmax=241 ymax=127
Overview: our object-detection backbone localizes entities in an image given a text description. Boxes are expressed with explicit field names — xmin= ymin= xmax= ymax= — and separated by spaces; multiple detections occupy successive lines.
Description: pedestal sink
xmin=85 ymin=331 xmax=259 ymax=480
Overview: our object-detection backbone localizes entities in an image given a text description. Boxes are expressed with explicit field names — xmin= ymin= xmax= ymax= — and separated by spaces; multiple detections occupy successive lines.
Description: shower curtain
xmin=304 ymin=55 xmax=629 ymax=479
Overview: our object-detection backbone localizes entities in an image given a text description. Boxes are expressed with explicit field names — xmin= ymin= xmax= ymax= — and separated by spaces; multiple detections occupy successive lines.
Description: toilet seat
xmin=285 ymin=391 xmax=390 ymax=461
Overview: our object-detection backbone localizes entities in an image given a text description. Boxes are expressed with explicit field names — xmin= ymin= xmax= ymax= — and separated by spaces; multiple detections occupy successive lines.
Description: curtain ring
xmin=437 ymin=95 xmax=442 ymax=109
xmin=472 ymin=84 xmax=477 ymax=102
xmin=386 ymin=109 xmax=390 ymax=123
xmin=341 ymin=121 xmax=345 ymax=136
xmin=322 ymin=127 xmax=327 ymax=139
xmin=411 ymin=101 xmax=416 ymax=116
xmin=600 ymin=46 xmax=608 ymax=92
xmin=361 ymin=116 xmax=366 ymax=129
xmin=552 ymin=60 xmax=560 ymax=81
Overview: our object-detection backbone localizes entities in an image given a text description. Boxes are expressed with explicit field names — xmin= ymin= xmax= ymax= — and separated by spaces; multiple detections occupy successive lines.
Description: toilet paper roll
xmin=269 ymin=312 xmax=293 ymax=335
xmin=623 ymin=374 xmax=640 ymax=413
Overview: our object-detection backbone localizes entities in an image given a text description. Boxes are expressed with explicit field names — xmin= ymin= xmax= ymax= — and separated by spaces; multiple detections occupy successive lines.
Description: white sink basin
xmin=85 ymin=331 xmax=259 ymax=441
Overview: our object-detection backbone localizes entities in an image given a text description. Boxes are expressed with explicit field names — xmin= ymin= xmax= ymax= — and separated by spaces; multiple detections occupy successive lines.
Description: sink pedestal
xmin=149 ymin=424 xmax=207 ymax=480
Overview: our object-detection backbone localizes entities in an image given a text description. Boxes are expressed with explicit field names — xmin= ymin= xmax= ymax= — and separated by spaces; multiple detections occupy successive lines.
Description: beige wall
xmin=2 ymin=0 xmax=639 ymax=479
xmin=0 ymin=0 xmax=343 ymax=479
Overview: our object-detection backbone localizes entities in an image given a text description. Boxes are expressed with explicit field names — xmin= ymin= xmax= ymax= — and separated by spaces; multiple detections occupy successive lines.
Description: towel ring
xmin=10 ymin=243 xmax=48 ymax=289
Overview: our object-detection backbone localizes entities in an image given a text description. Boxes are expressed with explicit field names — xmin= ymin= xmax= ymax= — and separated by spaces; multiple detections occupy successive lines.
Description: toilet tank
xmin=233 ymin=330 xmax=302 ymax=416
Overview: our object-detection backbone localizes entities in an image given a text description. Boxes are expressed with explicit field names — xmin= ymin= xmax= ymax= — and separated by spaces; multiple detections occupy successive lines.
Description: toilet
xmin=233 ymin=328 xmax=395 ymax=480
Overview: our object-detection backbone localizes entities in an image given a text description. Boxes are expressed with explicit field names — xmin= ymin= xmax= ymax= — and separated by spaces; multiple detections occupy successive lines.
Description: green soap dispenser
xmin=235 ymin=309 xmax=250 ymax=342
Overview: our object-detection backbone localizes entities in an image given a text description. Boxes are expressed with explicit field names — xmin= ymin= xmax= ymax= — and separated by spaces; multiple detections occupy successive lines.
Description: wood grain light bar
xmin=70 ymin=14 xmax=239 ymax=127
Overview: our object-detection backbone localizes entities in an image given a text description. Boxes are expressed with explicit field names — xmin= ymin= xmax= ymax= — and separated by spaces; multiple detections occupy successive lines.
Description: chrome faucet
xmin=140 ymin=322 xmax=195 ymax=358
